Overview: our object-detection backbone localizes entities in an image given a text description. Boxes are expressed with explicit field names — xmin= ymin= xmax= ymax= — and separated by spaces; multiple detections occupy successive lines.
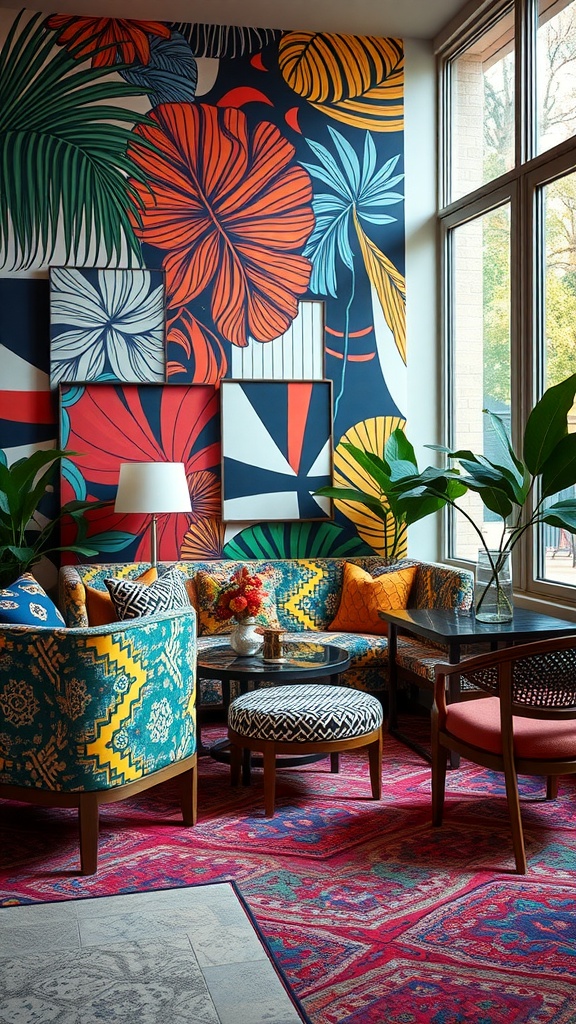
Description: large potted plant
xmin=317 ymin=374 xmax=576 ymax=621
xmin=0 ymin=447 xmax=105 ymax=589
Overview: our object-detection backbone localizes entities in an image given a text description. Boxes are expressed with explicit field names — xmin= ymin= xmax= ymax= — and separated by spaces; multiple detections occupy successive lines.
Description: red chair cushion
xmin=445 ymin=697 xmax=576 ymax=759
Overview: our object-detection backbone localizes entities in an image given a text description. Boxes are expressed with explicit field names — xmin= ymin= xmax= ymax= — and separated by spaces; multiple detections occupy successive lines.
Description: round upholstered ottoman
xmin=227 ymin=684 xmax=384 ymax=816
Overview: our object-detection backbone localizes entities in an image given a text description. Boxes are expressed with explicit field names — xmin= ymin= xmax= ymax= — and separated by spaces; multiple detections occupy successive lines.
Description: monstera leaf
xmin=0 ymin=448 xmax=105 ymax=587
xmin=390 ymin=374 xmax=576 ymax=572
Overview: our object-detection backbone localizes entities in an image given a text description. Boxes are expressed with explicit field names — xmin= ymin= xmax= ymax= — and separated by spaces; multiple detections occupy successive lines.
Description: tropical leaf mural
xmin=166 ymin=307 xmax=228 ymax=383
xmin=120 ymin=31 xmax=198 ymax=105
xmin=223 ymin=521 xmax=374 ymax=559
xmin=171 ymin=23 xmax=282 ymax=58
xmin=60 ymin=383 xmax=220 ymax=562
xmin=302 ymin=127 xmax=405 ymax=413
xmin=333 ymin=416 xmax=408 ymax=557
xmin=0 ymin=10 xmax=407 ymax=562
xmin=181 ymin=517 xmax=225 ymax=559
xmin=279 ymin=33 xmax=404 ymax=131
xmin=128 ymin=102 xmax=315 ymax=346
xmin=46 ymin=15 xmax=171 ymax=66
xmin=354 ymin=212 xmax=406 ymax=362
xmin=49 ymin=267 xmax=166 ymax=385
xmin=0 ymin=11 xmax=153 ymax=270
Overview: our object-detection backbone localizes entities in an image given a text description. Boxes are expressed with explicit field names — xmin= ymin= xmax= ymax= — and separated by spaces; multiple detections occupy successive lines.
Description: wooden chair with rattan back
xmin=431 ymin=634 xmax=576 ymax=873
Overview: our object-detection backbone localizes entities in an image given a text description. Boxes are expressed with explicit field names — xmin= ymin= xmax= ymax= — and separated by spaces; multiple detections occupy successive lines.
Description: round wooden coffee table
xmin=197 ymin=640 xmax=351 ymax=774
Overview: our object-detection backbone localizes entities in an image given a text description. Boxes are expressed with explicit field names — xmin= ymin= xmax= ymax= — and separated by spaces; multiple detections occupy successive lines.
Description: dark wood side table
xmin=379 ymin=606 xmax=576 ymax=764
xmin=197 ymin=640 xmax=351 ymax=780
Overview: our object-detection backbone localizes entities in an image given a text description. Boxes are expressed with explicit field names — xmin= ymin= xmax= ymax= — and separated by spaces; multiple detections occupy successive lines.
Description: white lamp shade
xmin=114 ymin=462 xmax=192 ymax=514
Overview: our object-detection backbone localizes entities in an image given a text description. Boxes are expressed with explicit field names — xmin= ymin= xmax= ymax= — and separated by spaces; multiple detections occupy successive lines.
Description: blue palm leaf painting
xmin=302 ymin=127 xmax=405 ymax=414
xmin=120 ymin=32 xmax=198 ymax=105
xmin=50 ymin=267 xmax=166 ymax=386
xmin=221 ymin=380 xmax=333 ymax=522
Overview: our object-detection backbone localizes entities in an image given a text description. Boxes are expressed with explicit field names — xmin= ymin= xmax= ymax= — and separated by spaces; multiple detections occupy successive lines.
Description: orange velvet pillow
xmin=86 ymin=566 xmax=158 ymax=625
xmin=328 ymin=562 xmax=417 ymax=636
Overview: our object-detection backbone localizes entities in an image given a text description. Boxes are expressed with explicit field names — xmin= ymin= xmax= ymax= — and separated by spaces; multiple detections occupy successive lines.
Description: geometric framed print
xmin=221 ymin=379 xmax=333 ymax=522
xmin=50 ymin=267 xmax=166 ymax=386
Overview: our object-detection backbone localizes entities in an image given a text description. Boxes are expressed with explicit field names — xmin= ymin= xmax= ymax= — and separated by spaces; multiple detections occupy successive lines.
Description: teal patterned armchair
xmin=0 ymin=606 xmax=197 ymax=874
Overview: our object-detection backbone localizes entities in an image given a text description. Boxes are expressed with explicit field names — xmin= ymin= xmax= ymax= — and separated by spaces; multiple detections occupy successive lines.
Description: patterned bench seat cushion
xmin=395 ymin=636 xmax=489 ymax=687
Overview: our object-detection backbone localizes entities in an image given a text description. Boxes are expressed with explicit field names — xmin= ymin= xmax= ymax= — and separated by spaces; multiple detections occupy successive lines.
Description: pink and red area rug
xmin=2 ymin=724 xmax=576 ymax=1024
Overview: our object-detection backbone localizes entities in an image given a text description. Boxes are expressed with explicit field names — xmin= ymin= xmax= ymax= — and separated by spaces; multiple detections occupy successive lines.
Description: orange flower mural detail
xmin=166 ymin=307 xmax=228 ymax=384
xmin=47 ymin=16 xmax=171 ymax=67
xmin=128 ymin=103 xmax=315 ymax=347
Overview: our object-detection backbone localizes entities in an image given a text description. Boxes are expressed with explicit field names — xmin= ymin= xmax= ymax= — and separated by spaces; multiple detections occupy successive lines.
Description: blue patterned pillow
xmin=0 ymin=573 xmax=65 ymax=626
xmin=105 ymin=566 xmax=191 ymax=620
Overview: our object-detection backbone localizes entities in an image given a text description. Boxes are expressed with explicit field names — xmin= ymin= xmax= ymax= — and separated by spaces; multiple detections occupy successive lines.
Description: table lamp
xmin=114 ymin=462 xmax=192 ymax=566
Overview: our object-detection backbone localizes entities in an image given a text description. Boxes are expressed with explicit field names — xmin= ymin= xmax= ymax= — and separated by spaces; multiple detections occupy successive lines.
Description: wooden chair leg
xmin=431 ymin=734 xmax=448 ymax=827
xmin=368 ymin=731 xmax=383 ymax=800
xmin=263 ymin=742 xmax=276 ymax=817
xmin=180 ymin=764 xmax=197 ymax=826
xmin=242 ymin=746 xmax=252 ymax=786
xmin=546 ymin=776 xmax=559 ymax=800
xmin=330 ymin=753 xmax=340 ymax=773
xmin=230 ymin=742 xmax=242 ymax=787
xmin=502 ymin=761 xmax=527 ymax=874
xmin=79 ymin=792 xmax=99 ymax=876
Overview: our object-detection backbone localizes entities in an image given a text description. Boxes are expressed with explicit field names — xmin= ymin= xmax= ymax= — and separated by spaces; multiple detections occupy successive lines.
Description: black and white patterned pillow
xmin=105 ymin=567 xmax=191 ymax=621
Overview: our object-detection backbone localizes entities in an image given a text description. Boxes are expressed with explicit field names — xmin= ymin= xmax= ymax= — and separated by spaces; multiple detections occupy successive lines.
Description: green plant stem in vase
xmin=475 ymin=548 xmax=513 ymax=622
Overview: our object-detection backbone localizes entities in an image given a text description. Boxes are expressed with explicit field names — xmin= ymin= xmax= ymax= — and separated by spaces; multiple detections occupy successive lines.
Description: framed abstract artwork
xmin=59 ymin=382 xmax=221 ymax=562
xmin=50 ymin=267 xmax=166 ymax=386
xmin=228 ymin=300 xmax=325 ymax=381
xmin=220 ymin=379 xmax=333 ymax=522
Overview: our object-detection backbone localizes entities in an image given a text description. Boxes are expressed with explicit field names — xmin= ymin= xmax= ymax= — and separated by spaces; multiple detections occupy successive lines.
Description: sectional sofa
xmin=60 ymin=556 xmax=474 ymax=705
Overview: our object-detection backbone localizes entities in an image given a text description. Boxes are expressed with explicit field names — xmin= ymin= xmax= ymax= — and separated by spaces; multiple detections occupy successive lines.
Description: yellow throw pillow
xmin=328 ymin=562 xmax=417 ymax=635
xmin=86 ymin=566 xmax=158 ymax=625
xmin=195 ymin=566 xmax=281 ymax=636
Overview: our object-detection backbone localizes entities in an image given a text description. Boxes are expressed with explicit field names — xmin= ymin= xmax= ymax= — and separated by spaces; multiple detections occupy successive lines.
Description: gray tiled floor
xmin=0 ymin=883 xmax=305 ymax=1024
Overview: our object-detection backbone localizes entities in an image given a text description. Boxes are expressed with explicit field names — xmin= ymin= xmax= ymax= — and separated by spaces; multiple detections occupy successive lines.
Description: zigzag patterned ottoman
xmin=228 ymin=684 xmax=384 ymax=817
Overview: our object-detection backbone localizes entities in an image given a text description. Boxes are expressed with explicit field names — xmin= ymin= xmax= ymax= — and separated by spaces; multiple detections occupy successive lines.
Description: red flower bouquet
xmin=214 ymin=567 xmax=267 ymax=622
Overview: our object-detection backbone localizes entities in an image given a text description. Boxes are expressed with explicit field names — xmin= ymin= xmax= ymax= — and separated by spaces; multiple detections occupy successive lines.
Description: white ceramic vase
xmin=229 ymin=616 xmax=263 ymax=656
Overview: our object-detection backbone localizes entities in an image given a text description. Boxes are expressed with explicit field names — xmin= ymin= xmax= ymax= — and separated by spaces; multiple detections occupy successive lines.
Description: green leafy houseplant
xmin=0 ymin=448 xmax=105 ymax=589
xmin=317 ymin=374 xmax=576 ymax=618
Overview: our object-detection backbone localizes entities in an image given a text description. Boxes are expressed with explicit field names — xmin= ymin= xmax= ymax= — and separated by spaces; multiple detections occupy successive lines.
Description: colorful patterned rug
xmin=2 ymin=724 xmax=576 ymax=1024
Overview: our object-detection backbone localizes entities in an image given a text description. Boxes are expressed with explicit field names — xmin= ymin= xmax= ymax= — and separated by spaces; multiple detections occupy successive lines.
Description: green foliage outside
xmin=481 ymin=6 xmax=576 ymax=406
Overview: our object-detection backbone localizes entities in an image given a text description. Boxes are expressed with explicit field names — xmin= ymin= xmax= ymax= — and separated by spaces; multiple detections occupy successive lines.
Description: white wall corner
xmin=404 ymin=37 xmax=442 ymax=560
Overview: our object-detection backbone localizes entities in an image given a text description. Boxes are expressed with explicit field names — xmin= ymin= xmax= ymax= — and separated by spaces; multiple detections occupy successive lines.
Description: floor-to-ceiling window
xmin=437 ymin=0 xmax=576 ymax=608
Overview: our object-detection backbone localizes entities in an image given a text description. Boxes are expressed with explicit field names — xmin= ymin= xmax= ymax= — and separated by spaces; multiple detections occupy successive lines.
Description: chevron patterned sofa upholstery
xmin=59 ymin=557 xmax=474 ymax=704
xmin=0 ymin=606 xmax=198 ymax=874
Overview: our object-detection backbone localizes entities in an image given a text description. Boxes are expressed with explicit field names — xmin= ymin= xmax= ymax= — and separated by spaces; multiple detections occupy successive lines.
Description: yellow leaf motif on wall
xmin=334 ymin=417 xmax=408 ymax=558
xmin=279 ymin=33 xmax=404 ymax=131
xmin=354 ymin=211 xmax=406 ymax=364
